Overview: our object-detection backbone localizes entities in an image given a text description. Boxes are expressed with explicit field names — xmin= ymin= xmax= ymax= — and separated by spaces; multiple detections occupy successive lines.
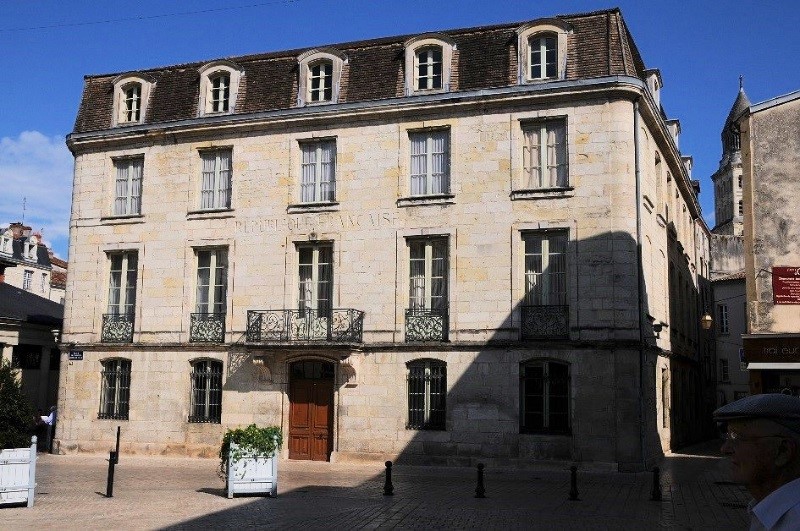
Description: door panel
xmin=289 ymin=362 xmax=334 ymax=461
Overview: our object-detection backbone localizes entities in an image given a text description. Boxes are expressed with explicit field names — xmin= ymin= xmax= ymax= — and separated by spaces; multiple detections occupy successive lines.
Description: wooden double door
xmin=288 ymin=360 xmax=334 ymax=461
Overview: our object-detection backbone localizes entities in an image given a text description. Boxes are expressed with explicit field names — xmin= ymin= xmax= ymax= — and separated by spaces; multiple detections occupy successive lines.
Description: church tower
xmin=711 ymin=81 xmax=750 ymax=235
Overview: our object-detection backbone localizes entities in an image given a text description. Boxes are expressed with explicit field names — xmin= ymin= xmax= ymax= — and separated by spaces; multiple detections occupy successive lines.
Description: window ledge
xmin=287 ymin=202 xmax=340 ymax=214
xmin=187 ymin=208 xmax=235 ymax=220
xmin=511 ymin=187 xmax=574 ymax=200
xmin=519 ymin=430 xmax=572 ymax=437
xmin=100 ymin=214 xmax=145 ymax=225
xmin=397 ymin=194 xmax=455 ymax=207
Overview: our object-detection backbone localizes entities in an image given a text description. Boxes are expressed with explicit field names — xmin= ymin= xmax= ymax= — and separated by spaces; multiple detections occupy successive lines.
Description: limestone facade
xmin=59 ymin=9 xmax=710 ymax=470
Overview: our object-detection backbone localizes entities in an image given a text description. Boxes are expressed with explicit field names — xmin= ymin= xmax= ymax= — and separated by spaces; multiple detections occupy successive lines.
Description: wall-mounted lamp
xmin=700 ymin=312 xmax=713 ymax=330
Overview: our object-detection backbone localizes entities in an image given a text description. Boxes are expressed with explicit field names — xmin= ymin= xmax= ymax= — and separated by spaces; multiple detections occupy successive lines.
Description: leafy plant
xmin=0 ymin=359 xmax=35 ymax=450
xmin=219 ymin=424 xmax=282 ymax=478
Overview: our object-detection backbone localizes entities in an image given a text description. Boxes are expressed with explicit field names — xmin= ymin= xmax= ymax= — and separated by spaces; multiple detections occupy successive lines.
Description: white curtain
xmin=201 ymin=154 xmax=216 ymax=209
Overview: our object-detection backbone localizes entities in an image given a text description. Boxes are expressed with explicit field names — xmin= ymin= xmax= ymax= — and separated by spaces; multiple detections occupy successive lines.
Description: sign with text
xmin=773 ymin=267 xmax=800 ymax=304
xmin=743 ymin=336 xmax=800 ymax=363
xmin=68 ymin=350 xmax=83 ymax=361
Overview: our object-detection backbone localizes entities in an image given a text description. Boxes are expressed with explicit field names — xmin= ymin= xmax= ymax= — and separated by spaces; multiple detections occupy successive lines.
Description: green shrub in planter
xmin=0 ymin=359 xmax=35 ymax=450
xmin=219 ymin=424 xmax=282 ymax=477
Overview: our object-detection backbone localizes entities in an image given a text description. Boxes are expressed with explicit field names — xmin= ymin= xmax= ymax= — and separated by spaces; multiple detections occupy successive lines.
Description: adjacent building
xmin=58 ymin=9 xmax=711 ymax=469
xmin=738 ymin=89 xmax=800 ymax=393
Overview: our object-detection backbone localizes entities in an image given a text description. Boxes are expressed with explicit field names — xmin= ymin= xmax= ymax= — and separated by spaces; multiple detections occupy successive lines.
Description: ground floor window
xmin=99 ymin=359 xmax=131 ymax=420
xmin=407 ymin=359 xmax=446 ymax=430
xmin=520 ymin=359 xmax=570 ymax=433
xmin=189 ymin=359 xmax=223 ymax=423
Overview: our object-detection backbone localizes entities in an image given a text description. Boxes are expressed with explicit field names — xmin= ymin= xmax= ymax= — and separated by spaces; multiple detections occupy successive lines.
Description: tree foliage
xmin=0 ymin=359 xmax=35 ymax=450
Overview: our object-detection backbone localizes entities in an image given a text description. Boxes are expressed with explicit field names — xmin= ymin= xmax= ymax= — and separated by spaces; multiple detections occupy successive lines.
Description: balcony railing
xmin=246 ymin=309 xmax=364 ymax=343
xmin=405 ymin=308 xmax=448 ymax=342
xmin=101 ymin=313 xmax=135 ymax=343
xmin=190 ymin=313 xmax=226 ymax=343
xmin=520 ymin=305 xmax=569 ymax=339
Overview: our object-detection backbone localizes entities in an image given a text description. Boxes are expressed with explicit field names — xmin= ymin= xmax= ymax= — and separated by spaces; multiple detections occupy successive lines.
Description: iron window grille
xmin=407 ymin=360 xmax=446 ymax=430
xmin=99 ymin=359 xmax=131 ymax=420
xmin=189 ymin=360 xmax=223 ymax=423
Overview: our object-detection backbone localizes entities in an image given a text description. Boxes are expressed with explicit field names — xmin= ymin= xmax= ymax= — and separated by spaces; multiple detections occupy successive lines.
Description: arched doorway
xmin=288 ymin=359 xmax=335 ymax=461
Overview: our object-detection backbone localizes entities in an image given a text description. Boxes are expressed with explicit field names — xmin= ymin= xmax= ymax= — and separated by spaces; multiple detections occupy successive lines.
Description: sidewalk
xmin=2 ymin=440 xmax=750 ymax=530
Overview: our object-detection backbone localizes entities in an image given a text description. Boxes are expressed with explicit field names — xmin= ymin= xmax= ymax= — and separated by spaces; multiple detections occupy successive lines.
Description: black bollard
xmin=105 ymin=427 xmax=121 ymax=498
xmin=651 ymin=466 xmax=662 ymax=501
xmin=475 ymin=463 xmax=486 ymax=498
xmin=383 ymin=460 xmax=394 ymax=496
xmin=106 ymin=450 xmax=117 ymax=497
xmin=569 ymin=466 xmax=579 ymax=501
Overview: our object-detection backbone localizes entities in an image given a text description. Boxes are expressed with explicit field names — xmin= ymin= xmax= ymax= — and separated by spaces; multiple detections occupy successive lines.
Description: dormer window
xmin=0 ymin=230 xmax=12 ymax=255
xmin=25 ymin=236 xmax=38 ymax=260
xmin=198 ymin=61 xmax=242 ymax=116
xmin=112 ymin=74 xmax=153 ymax=126
xmin=297 ymin=49 xmax=346 ymax=106
xmin=210 ymin=74 xmax=230 ymax=113
xmin=309 ymin=61 xmax=333 ymax=102
xmin=404 ymin=34 xmax=455 ymax=95
xmin=416 ymin=47 xmax=442 ymax=90
xmin=123 ymin=84 xmax=142 ymax=122
xmin=516 ymin=20 xmax=571 ymax=84
xmin=529 ymin=35 xmax=556 ymax=80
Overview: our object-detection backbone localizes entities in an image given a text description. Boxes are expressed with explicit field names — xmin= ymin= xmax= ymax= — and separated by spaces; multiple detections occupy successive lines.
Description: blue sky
xmin=1 ymin=0 xmax=799 ymax=259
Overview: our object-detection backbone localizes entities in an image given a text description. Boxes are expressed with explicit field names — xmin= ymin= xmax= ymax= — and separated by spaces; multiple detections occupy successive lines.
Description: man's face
xmin=721 ymin=419 xmax=782 ymax=487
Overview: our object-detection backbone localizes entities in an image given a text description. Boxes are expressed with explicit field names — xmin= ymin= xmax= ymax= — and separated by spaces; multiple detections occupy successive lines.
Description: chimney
xmin=9 ymin=222 xmax=31 ymax=239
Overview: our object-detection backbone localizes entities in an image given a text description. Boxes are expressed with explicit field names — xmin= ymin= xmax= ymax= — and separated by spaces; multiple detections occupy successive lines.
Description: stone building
xmin=58 ymin=8 xmax=710 ymax=470
xmin=738 ymin=89 xmax=800 ymax=393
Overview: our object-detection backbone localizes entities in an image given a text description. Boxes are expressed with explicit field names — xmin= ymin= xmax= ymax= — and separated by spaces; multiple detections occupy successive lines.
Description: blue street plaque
xmin=68 ymin=350 xmax=83 ymax=361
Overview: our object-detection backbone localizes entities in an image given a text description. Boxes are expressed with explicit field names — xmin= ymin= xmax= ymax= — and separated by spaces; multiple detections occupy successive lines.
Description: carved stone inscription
xmin=236 ymin=210 xmax=399 ymax=234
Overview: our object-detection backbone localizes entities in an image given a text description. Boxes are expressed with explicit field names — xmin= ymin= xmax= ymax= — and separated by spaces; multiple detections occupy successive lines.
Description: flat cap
xmin=714 ymin=393 xmax=800 ymax=433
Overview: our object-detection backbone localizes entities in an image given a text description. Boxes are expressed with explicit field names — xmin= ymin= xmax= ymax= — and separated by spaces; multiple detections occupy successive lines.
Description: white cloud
xmin=0 ymin=131 xmax=73 ymax=257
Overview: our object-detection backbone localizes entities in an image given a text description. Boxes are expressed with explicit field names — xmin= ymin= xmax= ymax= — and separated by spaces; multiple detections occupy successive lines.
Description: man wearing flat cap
xmin=714 ymin=393 xmax=800 ymax=530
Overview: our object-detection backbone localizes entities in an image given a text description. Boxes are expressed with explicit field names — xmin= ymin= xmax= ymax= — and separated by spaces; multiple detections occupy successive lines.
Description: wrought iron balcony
xmin=520 ymin=305 xmax=569 ymax=339
xmin=101 ymin=313 xmax=135 ymax=343
xmin=246 ymin=309 xmax=364 ymax=343
xmin=190 ymin=313 xmax=226 ymax=343
xmin=405 ymin=308 xmax=448 ymax=342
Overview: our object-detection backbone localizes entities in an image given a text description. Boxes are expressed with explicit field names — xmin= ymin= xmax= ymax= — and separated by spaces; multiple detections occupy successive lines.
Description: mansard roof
xmin=73 ymin=8 xmax=647 ymax=134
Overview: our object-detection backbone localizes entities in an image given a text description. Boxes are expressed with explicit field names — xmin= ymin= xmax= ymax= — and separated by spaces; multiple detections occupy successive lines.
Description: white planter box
xmin=226 ymin=440 xmax=278 ymax=498
xmin=0 ymin=436 xmax=37 ymax=508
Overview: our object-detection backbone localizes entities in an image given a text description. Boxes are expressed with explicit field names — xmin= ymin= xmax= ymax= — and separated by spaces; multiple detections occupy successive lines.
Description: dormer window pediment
xmin=198 ymin=61 xmax=243 ymax=116
xmin=112 ymin=73 xmax=154 ymax=126
xmin=297 ymin=48 xmax=347 ymax=106
xmin=404 ymin=34 xmax=456 ymax=96
xmin=516 ymin=20 xmax=571 ymax=84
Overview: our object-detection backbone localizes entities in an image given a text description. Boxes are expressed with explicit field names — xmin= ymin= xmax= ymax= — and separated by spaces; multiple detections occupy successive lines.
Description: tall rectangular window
xmin=409 ymin=238 xmax=448 ymax=311
xmin=211 ymin=74 xmax=230 ymax=112
xmin=523 ymin=120 xmax=567 ymax=189
xmin=523 ymin=232 xmax=567 ymax=305
xmin=407 ymin=360 xmax=446 ymax=430
xmin=200 ymin=150 xmax=232 ymax=210
xmin=415 ymin=47 xmax=443 ymax=90
xmin=99 ymin=359 xmax=131 ymax=420
xmin=189 ymin=360 xmax=223 ymax=423
xmin=123 ymin=84 xmax=141 ymax=122
xmin=410 ymin=130 xmax=449 ymax=196
xmin=196 ymin=249 xmax=227 ymax=316
xmin=309 ymin=61 xmax=333 ymax=102
xmin=41 ymin=273 xmax=47 ymax=294
xmin=529 ymin=35 xmax=557 ymax=79
xmin=107 ymin=252 xmax=138 ymax=316
xmin=717 ymin=304 xmax=729 ymax=334
xmin=300 ymin=141 xmax=336 ymax=203
xmin=113 ymin=157 xmax=143 ymax=216
xmin=720 ymin=359 xmax=730 ymax=382
xmin=520 ymin=360 xmax=570 ymax=433
xmin=298 ymin=244 xmax=333 ymax=313
xmin=22 ymin=270 xmax=32 ymax=291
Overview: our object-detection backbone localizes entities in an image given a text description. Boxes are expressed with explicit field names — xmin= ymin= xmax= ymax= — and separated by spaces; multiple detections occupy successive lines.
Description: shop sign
xmin=773 ymin=267 xmax=800 ymax=304
xmin=743 ymin=336 xmax=800 ymax=363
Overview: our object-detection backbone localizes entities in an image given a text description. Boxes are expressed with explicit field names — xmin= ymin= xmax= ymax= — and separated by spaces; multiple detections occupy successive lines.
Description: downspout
xmin=633 ymin=98 xmax=647 ymax=469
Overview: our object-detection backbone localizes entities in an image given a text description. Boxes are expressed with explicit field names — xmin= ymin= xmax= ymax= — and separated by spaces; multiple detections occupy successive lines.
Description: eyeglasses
xmin=722 ymin=431 xmax=785 ymax=444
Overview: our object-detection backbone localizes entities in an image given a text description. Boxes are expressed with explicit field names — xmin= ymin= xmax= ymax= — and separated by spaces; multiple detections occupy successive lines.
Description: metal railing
xmin=190 ymin=313 xmax=226 ymax=343
xmin=101 ymin=314 xmax=135 ymax=343
xmin=405 ymin=308 xmax=448 ymax=342
xmin=520 ymin=305 xmax=569 ymax=339
xmin=246 ymin=309 xmax=364 ymax=343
